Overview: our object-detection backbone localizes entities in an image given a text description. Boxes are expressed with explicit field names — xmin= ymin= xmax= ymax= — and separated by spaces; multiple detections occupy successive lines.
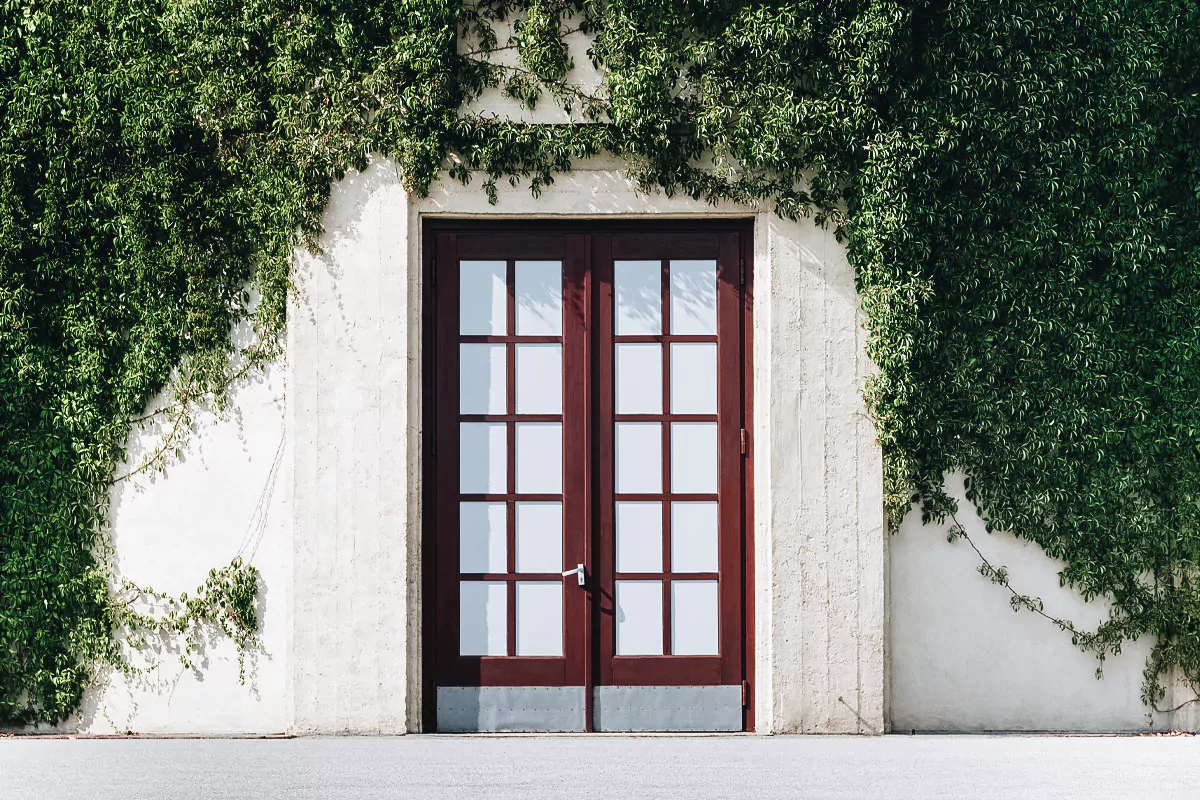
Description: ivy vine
xmin=1 ymin=0 xmax=1197 ymax=725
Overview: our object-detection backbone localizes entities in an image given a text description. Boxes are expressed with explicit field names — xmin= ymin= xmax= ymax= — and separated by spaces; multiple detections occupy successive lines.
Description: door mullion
xmin=592 ymin=234 xmax=617 ymax=690
xmin=563 ymin=234 xmax=591 ymax=694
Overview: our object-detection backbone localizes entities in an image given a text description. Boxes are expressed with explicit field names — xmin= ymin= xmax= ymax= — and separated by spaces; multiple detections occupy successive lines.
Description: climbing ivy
xmin=1 ymin=0 xmax=1197 ymax=724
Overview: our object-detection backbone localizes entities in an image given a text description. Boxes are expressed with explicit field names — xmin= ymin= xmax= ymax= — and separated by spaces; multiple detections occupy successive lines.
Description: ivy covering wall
xmin=1 ymin=0 xmax=1197 ymax=724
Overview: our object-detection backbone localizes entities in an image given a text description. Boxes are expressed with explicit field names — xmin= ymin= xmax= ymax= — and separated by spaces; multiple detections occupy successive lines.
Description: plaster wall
xmin=57 ymin=159 xmax=1187 ymax=736
xmin=888 ymin=473 xmax=1185 ymax=732
xmin=288 ymin=164 xmax=417 ymax=733
xmin=56 ymin=158 xmax=883 ymax=734
xmin=71 ymin=353 xmax=290 ymax=735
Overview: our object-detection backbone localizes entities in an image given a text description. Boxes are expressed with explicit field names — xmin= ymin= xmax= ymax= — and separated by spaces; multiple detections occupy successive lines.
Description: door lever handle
xmin=562 ymin=563 xmax=587 ymax=587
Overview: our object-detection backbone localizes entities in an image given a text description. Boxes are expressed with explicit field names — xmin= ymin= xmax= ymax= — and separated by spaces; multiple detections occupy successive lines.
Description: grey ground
xmin=3 ymin=734 xmax=1198 ymax=800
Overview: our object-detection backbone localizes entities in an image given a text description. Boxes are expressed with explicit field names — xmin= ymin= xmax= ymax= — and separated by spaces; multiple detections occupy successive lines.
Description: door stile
xmin=505 ymin=259 xmax=518 ymax=661
xmin=738 ymin=225 xmax=756 ymax=731
xmin=571 ymin=232 xmax=595 ymax=731
xmin=659 ymin=258 xmax=673 ymax=658
xmin=592 ymin=234 xmax=617 ymax=691
xmin=433 ymin=231 xmax=462 ymax=689
xmin=563 ymin=234 xmax=589 ymax=694
xmin=421 ymin=231 xmax=440 ymax=729
xmin=717 ymin=232 xmax=744 ymax=687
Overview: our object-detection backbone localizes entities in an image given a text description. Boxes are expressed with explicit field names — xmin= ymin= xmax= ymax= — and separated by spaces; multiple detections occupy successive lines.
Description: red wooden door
xmin=425 ymin=222 xmax=752 ymax=732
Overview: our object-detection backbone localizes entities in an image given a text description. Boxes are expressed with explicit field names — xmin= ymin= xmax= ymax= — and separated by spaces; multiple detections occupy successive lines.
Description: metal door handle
xmin=562 ymin=563 xmax=587 ymax=587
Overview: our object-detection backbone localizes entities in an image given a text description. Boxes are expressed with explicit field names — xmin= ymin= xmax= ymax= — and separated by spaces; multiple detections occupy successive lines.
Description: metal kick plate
xmin=437 ymin=685 xmax=743 ymax=732
xmin=437 ymin=686 xmax=586 ymax=732
xmin=593 ymin=685 xmax=743 ymax=732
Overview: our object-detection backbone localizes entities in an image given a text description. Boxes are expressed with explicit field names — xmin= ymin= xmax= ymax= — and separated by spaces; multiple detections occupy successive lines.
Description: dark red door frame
xmin=421 ymin=219 xmax=755 ymax=731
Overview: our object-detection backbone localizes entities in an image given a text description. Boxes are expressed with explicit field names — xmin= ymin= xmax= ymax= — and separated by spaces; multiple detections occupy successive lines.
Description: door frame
xmin=420 ymin=218 xmax=756 ymax=731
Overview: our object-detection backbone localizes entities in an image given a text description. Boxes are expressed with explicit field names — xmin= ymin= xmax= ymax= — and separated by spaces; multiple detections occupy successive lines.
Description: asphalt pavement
xmin=2 ymin=733 xmax=1198 ymax=800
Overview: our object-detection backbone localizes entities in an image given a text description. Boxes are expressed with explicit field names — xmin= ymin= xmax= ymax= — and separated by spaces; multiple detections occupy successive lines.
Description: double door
xmin=426 ymin=221 xmax=752 ymax=732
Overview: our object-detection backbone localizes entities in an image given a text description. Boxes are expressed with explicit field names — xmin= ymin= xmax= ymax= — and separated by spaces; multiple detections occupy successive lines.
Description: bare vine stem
xmin=114 ymin=344 xmax=277 ymax=484
xmin=460 ymin=56 xmax=606 ymax=107
xmin=948 ymin=510 xmax=1085 ymax=638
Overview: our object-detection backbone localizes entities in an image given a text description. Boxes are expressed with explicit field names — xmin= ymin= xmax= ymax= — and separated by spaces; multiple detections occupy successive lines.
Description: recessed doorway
xmin=423 ymin=220 xmax=754 ymax=732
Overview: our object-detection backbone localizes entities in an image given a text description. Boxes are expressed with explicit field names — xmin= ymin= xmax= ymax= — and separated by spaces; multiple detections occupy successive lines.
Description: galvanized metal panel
xmin=436 ymin=686 xmax=586 ymax=732
xmin=593 ymin=685 xmax=743 ymax=732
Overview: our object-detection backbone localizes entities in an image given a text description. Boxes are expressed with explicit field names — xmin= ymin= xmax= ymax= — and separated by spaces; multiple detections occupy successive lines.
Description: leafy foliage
xmin=853 ymin=0 xmax=1200 ymax=709
xmin=1 ymin=0 xmax=1197 ymax=723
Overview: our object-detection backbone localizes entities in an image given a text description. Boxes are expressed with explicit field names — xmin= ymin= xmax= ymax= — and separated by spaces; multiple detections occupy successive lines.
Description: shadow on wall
xmin=888 ymin=472 xmax=1166 ymax=733
xmin=59 ymin=346 xmax=291 ymax=736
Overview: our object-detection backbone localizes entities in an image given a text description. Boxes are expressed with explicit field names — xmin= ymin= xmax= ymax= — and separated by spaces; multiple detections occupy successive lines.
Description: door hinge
xmin=740 ymin=428 xmax=748 ymax=455
xmin=430 ymin=426 xmax=437 ymax=458
xmin=742 ymin=680 xmax=750 ymax=707
xmin=738 ymin=255 xmax=745 ymax=286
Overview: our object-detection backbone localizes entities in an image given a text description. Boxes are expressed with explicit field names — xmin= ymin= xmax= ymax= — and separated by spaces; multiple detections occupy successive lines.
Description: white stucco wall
xmin=888 ymin=473 xmax=1192 ymax=732
xmin=753 ymin=215 xmax=885 ymax=733
xmin=70 ymin=355 xmax=291 ymax=735
xmin=288 ymin=164 xmax=417 ymax=734
xmin=53 ymin=157 xmax=1191 ymax=736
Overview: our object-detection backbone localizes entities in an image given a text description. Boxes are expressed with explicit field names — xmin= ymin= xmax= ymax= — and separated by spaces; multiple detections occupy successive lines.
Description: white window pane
xmin=615 ymin=422 xmax=662 ymax=493
xmin=616 ymin=502 xmax=662 ymax=573
xmin=515 ymin=260 xmax=562 ymax=335
xmin=671 ymin=502 xmax=719 ymax=573
xmin=670 ymin=342 xmax=717 ymax=415
xmin=516 ymin=344 xmax=562 ymax=414
xmin=614 ymin=260 xmax=662 ymax=335
xmin=516 ymin=582 xmax=563 ymax=656
xmin=459 ymin=343 xmax=506 ymax=414
xmin=671 ymin=422 xmax=718 ymax=494
xmin=670 ymin=260 xmax=717 ymax=334
xmin=516 ymin=502 xmax=563 ymax=573
xmin=616 ymin=343 xmax=662 ymax=414
xmin=671 ymin=580 xmax=720 ymax=655
xmin=616 ymin=580 xmax=663 ymax=655
xmin=459 ymin=502 xmax=507 ymax=573
xmin=460 ymin=261 xmax=507 ymax=335
xmin=460 ymin=422 xmax=506 ymax=494
xmin=460 ymin=581 xmax=507 ymax=656
xmin=516 ymin=422 xmax=562 ymax=494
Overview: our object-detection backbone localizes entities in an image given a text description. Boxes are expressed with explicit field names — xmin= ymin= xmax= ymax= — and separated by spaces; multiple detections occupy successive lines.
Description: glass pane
xmin=515 ymin=422 xmax=562 ymax=494
xmin=515 ymin=502 xmax=563 ymax=573
xmin=516 ymin=343 xmax=562 ymax=414
xmin=671 ymin=422 xmax=718 ymax=494
xmin=460 ymin=261 xmax=507 ymax=335
xmin=515 ymin=261 xmax=562 ymax=335
xmin=671 ymin=580 xmax=720 ymax=655
xmin=615 ymin=422 xmax=662 ymax=493
xmin=460 ymin=581 xmax=507 ymax=656
xmin=615 ymin=501 xmax=662 ymax=573
xmin=671 ymin=502 xmax=719 ymax=573
xmin=516 ymin=582 xmax=563 ymax=656
xmin=616 ymin=343 xmax=662 ymax=414
xmin=670 ymin=260 xmax=717 ymax=335
xmin=616 ymin=580 xmax=663 ymax=655
xmin=459 ymin=502 xmax=506 ymax=573
xmin=460 ymin=422 xmax=506 ymax=494
xmin=614 ymin=260 xmax=662 ymax=335
xmin=670 ymin=342 xmax=717 ymax=415
xmin=459 ymin=343 xmax=506 ymax=414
